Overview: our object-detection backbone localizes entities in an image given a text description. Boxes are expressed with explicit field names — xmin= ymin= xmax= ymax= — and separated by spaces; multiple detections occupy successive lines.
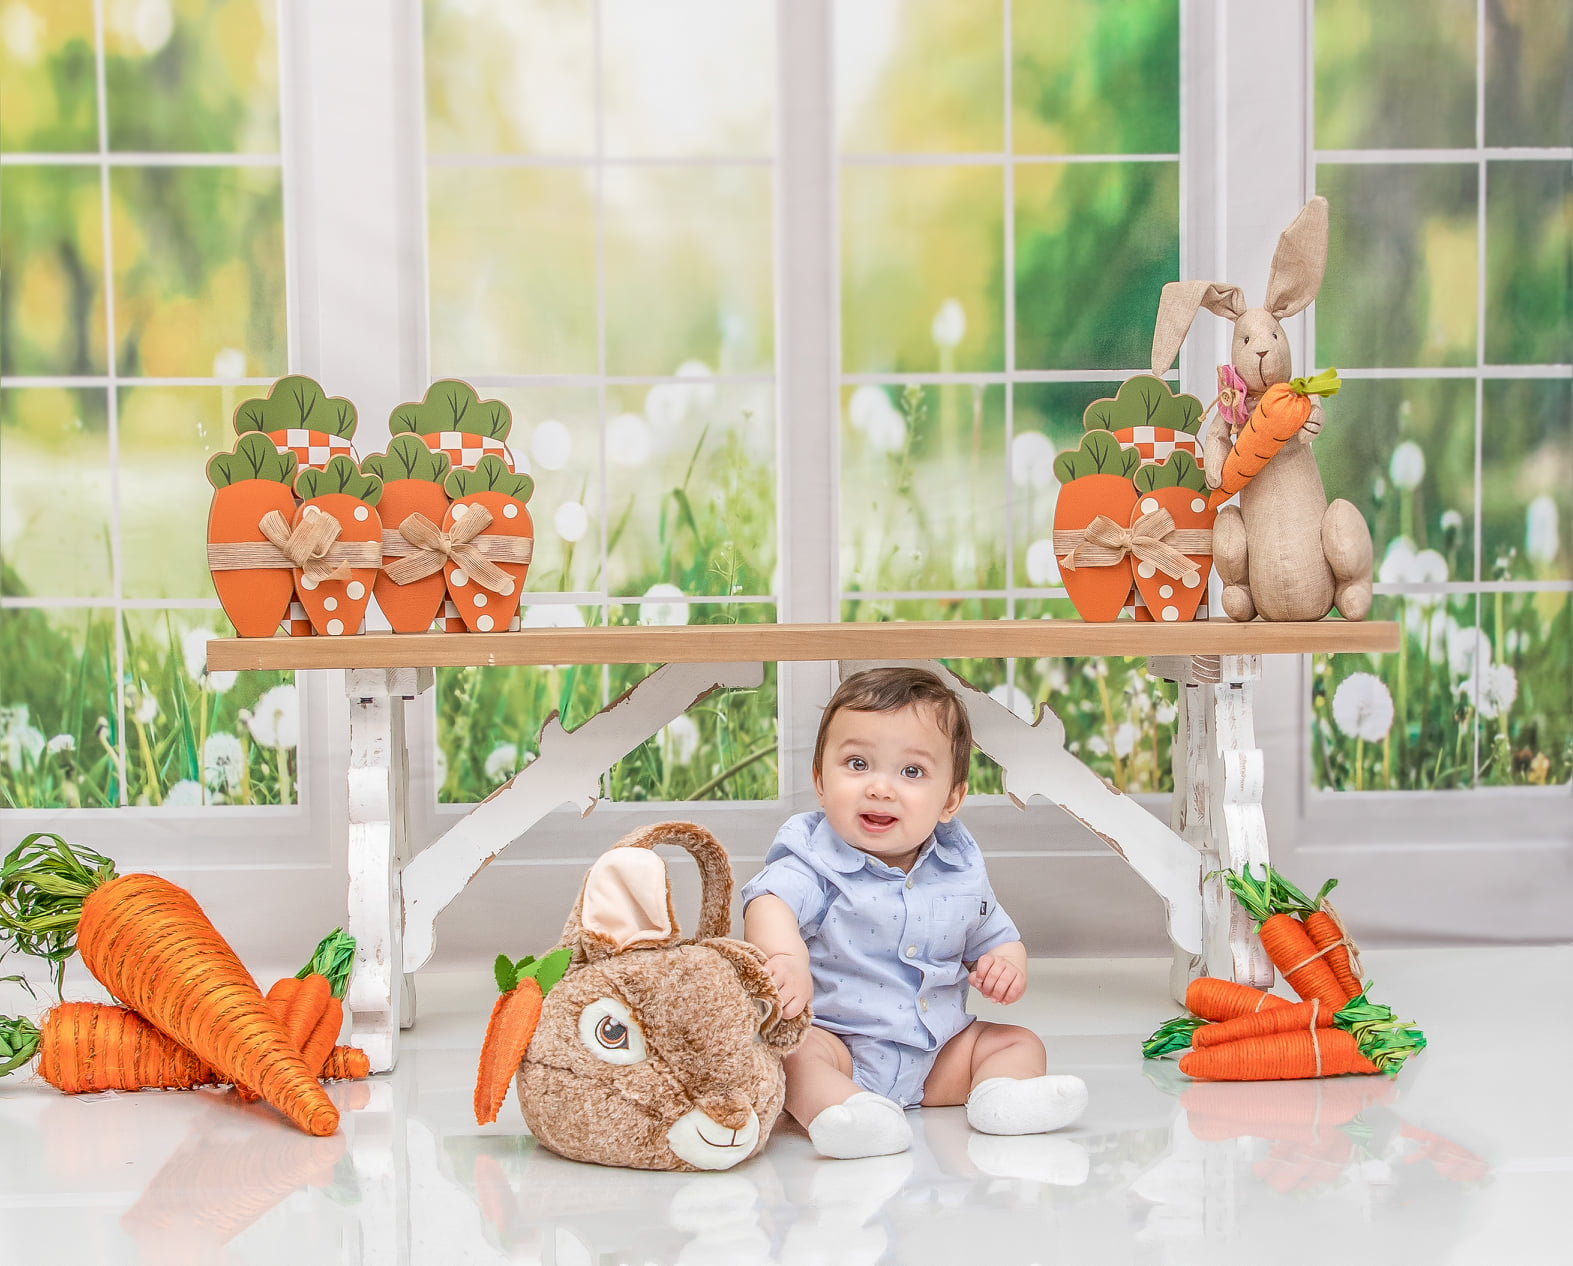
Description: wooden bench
xmin=210 ymin=619 xmax=1398 ymax=1070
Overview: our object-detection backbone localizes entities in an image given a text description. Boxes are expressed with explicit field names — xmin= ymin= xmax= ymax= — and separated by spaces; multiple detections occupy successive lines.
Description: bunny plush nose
xmin=694 ymin=1093 xmax=755 ymax=1132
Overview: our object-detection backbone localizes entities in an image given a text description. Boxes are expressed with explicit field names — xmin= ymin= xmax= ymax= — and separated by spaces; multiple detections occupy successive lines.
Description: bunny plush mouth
xmin=666 ymin=1107 xmax=761 ymax=1170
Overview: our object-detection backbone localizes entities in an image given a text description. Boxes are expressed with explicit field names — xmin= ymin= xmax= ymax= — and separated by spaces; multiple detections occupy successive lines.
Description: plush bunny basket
xmin=474 ymin=822 xmax=809 ymax=1171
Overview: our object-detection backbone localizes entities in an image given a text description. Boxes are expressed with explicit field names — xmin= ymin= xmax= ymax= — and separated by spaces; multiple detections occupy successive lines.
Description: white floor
xmin=1 ymin=947 xmax=1568 ymax=1265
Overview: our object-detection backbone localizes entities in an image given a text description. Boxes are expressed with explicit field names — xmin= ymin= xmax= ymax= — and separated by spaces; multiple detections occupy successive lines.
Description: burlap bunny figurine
xmin=1150 ymin=196 xmax=1373 ymax=622
xmin=474 ymin=821 xmax=809 ymax=1171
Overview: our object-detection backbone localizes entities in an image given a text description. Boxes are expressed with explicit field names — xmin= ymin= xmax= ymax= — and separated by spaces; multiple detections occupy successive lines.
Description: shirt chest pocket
xmin=928 ymin=893 xmax=984 ymax=960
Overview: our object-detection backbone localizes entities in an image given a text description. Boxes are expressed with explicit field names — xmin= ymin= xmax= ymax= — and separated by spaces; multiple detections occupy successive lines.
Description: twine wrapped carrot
xmin=238 ymin=929 xmax=356 ymax=1102
xmin=0 ymin=833 xmax=338 ymax=1135
xmin=1207 ymin=368 xmax=1341 ymax=508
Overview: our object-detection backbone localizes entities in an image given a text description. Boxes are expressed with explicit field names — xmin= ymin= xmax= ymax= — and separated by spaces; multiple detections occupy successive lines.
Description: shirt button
xmin=905 ymin=945 xmax=917 ymax=957
xmin=905 ymin=877 xmax=914 ymax=890
xmin=920 ymin=997 xmax=929 ymax=1012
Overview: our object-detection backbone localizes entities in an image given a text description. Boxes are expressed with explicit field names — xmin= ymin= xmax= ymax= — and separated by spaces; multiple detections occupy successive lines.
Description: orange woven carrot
xmin=1192 ymin=998 xmax=1336 ymax=1049
xmin=0 ymin=833 xmax=338 ymax=1135
xmin=1302 ymin=909 xmax=1361 ymax=1002
xmin=1185 ymin=977 xmax=1291 ymax=1022
xmin=1180 ymin=1029 xmax=1377 ymax=1081
xmin=0 ymin=1003 xmax=370 ymax=1093
xmin=1207 ymin=369 xmax=1341 ymax=508
xmin=475 ymin=977 xmax=543 ymax=1126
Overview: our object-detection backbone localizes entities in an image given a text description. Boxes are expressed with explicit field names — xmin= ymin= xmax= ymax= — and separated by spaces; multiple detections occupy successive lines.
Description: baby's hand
xmin=968 ymin=953 xmax=1026 ymax=1005
xmin=764 ymin=952 xmax=813 ymax=1019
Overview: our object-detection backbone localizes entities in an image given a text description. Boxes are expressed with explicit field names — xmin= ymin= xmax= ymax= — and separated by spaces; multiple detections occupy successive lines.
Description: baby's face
xmin=813 ymin=704 xmax=966 ymax=869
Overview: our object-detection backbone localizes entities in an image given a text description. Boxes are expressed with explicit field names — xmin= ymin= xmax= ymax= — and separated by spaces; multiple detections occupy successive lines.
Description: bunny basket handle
xmin=559 ymin=820 xmax=734 ymax=966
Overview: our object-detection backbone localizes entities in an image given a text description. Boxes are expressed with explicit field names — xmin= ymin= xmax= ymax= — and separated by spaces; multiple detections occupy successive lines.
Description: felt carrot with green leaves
xmin=441 ymin=456 xmax=536 ymax=633
xmin=291 ymin=457 xmax=384 ymax=638
xmin=1052 ymin=430 xmax=1142 ymax=621
xmin=1207 ymin=369 xmax=1341 ymax=508
xmin=474 ymin=947 xmax=571 ymax=1125
xmin=206 ymin=434 xmax=302 ymax=637
xmin=365 ymin=435 xmax=455 ymax=633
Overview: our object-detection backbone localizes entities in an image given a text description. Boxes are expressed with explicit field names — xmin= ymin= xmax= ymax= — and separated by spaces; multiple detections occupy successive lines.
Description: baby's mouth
xmin=860 ymin=812 xmax=897 ymax=832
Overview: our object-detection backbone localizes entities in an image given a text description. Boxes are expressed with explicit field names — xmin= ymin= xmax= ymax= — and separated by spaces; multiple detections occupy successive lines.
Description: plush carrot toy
xmin=0 ymin=1003 xmax=369 ymax=1094
xmin=0 ymin=833 xmax=338 ymax=1135
xmin=1180 ymin=1028 xmax=1377 ymax=1081
xmin=1207 ymin=368 xmax=1341 ymax=509
xmin=1218 ymin=866 xmax=1348 ymax=1010
xmin=474 ymin=947 xmax=570 ymax=1125
xmin=1185 ymin=977 xmax=1291 ymax=1021
xmin=238 ymin=928 xmax=356 ymax=1101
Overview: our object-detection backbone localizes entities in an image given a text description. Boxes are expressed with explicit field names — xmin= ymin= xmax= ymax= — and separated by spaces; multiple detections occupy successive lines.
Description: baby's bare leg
xmin=924 ymin=1021 xmax=1086 ymax=1135
xmin=787 ymin=1027 xmax=911 ymax=1159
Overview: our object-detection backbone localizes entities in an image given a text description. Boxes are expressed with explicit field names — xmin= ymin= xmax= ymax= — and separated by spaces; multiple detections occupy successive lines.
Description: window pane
xmin=837 ymin=0 xmax=1003 ymax=154
xmin=0 ymin=606 xmax=117 ymax=808
xmin=1012 ymin=381 xmax=1124 ymax=588
xmin=1479 ymin=590 xmax=1570 ymax=787
xmin=1013 ymin=0 xmax=1178 ymax=156
xmin=839 ymin=595 xmax=1007 ymax=793
xmin=428 ymin=166 xmax=597 ymax=376
xmin=111 ymin=166 xmax=286 ymax=377
xmin=840 ymin=384 xmax=1006 ymax=594
xmin=1485 ymin=161 xmax=1572 ymax=367
xmin=1486 ymin=0 xmax=1573 ymax=148
xmin=1314 ymin=0 xmax=1475 ymax=150
xmin=1313 ymin=594 xmax=1478 ymax=791
xmin=1014 ymin=597 xmax=1175 ymax=794
xmin=603 ymin=380 xmax=775 ymax=598
xmin=121 ymin=608 xmax=297 ymax=806
xmin=602 ymin=166 xmax=774 ymax=376
xmin=1015 ymin=161 xmax=1178 ymax=371
xmin=436 ymin=605 xmax=607 ymax=803
xmin=423 ymin=0 xmax=595 ymax=156
xmin=604 ymin=603 xmax=778 ymax=802
xmin=118 ymin=385 xmax=236 ymax=600
xmin=842 ymin=165 xmax=1003 ymax=374
xmin=0 ymin=0 xmax=97 ymax=151
xmin=1317 ymin=163 xmax=1478 ymax=369
xmin=105 ymin=0 xmax=280 ymax=153
xmin=0 ymin=387 xmax=112 ymax=598
xmin=1318 ymin=378 xmax=1476 ymax=585
xmin=1482 ymin=378 xmax=1571 ymax=582
xmin=0 ymin=164 xmax=107 ymax=376
xmin=601 ymin=0 xmax=773 ymax=158
xmin=480 ymin=388 xmax=601 ymax=594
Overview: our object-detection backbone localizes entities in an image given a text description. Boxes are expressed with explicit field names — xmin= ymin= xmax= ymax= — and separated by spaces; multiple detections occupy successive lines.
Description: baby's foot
xmin=807 ymin=1091 xmax=912 ymax=1159
xmin=965 ymin=1074 xmax=1087 ymax=1135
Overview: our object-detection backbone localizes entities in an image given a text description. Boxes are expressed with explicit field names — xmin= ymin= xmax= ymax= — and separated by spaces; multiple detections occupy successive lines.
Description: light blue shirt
xmin=739 ymin=810 xmax=1020 ymax=1060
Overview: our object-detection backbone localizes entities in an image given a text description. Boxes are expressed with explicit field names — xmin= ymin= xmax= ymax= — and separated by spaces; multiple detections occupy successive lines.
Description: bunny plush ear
xmin=578 ymin=849 xmax=682 ymax=958
xmin=1150 ymin=280 xmax=1248 ymax=374
xmin=1263 ymin=196 xmax=1329 ymax=320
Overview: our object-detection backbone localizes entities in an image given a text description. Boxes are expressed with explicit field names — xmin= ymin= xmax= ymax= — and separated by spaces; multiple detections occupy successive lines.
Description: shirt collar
xmin=809 ymin=813 xmax=970 ymax=874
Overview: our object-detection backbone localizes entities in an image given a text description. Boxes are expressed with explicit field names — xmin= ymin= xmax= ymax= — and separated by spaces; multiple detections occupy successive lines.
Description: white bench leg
xmin=345 ymin=667 xmax=432 ymax=1073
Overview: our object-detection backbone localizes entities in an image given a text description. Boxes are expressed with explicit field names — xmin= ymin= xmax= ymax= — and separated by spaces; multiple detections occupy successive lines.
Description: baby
xmin=741 ymin=666 xmax=1087 ymax=1160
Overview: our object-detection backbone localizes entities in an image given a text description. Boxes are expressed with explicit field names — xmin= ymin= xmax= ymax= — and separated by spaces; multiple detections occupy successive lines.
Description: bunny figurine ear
xmin=579 ymin=848 xmax=681 ymax=956
xmin=1263 ymin=196 xmax=1329 ymax=320
xmin=1150 ymin=280 xmax=1248 ymax=374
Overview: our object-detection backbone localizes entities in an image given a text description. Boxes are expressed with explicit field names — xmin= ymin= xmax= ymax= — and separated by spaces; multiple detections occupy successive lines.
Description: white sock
xmin=965 ymin=1075 xmax=1088 ymax=1136
xmin=807 ymin=1092 xmax=913 ymax=1159
xmin=967 ymin=1134 xmax=1091 ymax=1187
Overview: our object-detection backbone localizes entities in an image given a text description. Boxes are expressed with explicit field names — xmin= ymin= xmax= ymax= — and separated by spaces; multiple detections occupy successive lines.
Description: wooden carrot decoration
xmin=364 ymin=436 xmax=454 ymax=633
xmin=1129 ymin=452 xmax=1215 ymax=623
xmin=0 ymin=832 xmax=338 ymax=1135
xmin=206 ymin=434 xmax=301 ymax=637
xmin=233 ymin=374 xmax=360 ymax=472
xmin=1207 ymin=368 xmax=1341 ymax=509
xmin=440 ymin=456 xmax=536 ymax=633
xmin=291 ymin=457 xmax=384 ymax=638
xmin=1052 ymin=430 xmax=1143 ymax=621
xmin=388 ymin=379 xmax=518 ymax=473
xmin=1 ymin=1003 xmax=369 ymax=1094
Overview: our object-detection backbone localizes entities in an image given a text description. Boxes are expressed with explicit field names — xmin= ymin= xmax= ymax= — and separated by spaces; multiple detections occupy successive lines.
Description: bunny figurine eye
xmin=578 ymin=997 xmax=648 ymax=1065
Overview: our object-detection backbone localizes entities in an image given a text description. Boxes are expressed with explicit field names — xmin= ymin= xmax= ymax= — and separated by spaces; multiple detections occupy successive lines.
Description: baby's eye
xmin=847 ymin=756 xmax=868 ymax=772
xmin=902 ymin=765 xmax=924 ymax=779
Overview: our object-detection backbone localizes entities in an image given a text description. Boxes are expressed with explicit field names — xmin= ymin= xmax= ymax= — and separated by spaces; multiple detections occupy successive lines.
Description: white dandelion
xmin=1378 ymin=536 xmax=1417 ymax=586
xmin=131 ymin=682 xmax=159 ymax=726
xmin=554 ymin=501 xmax=589 ymax=543
xmin=182 ymin=626 xmax=237 ymax=693
xmin=1463 ymin=662 xmax=1518 ymax=720
xmin=930 ymin=299 xmax=966 ymax=351
xmin=520 ymin=604 xmax=586 ymax=629
xmin=606 ymin=413 xmax=652 ymax=467
xmin=484 ymin=743 xmax=520 ymax=783
xmin=1389 ymin=441 xmax=1425 ymax=491
xmin=247 ymin=684 xmax=300 ymax=750
xmin=1525 ymin=495 xmax=1559 ymax=568
xmin=1010 ymin=432 xmax=1057 ymax=491
xmin=1332 ymin=672 xmax=1394 ymax=743
xmin=1024 ymin=539 xmax=1062 ymax=588
xmin=164 ymin=779 xmax=204 ymax=807
xmin=1112 ymin=722 xmax=1139 ymax=759
xmin=639 ymin=583 xmax=690 ymax=627
xmin=1447 ymin=621 xmax=1487 ymax=679
xmin=848 ymin=386 xmax=892 ymax=433
xmin=203 ymin=732 xmax=245 ymax=796
xmin=657 ymin=714 xmax=701 ymax=767
xmin=1440 ymin=508 xmax=1464 ymax=538
xmin=987 ymin=684 xmax=1033 ymax=723
xmin=46 ymin=733 xmax=75 ymax=756
xmin=530 ymin=419 xmax=572 ymax=471
xmin=1155 ymin=699 xmax=1178 ymax=726
xmin=1086 ymin=735 xmax=1109 ymax=756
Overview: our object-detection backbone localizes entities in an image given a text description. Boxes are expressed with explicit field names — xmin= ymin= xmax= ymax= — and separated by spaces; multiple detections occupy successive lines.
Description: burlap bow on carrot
xmin=205 ymin=508 xmax=380 ymax=583
xmin=381 ymin=506 xmax=533 ymax=595
xmin=1054 ymin=507 xmax=1209 ymax=580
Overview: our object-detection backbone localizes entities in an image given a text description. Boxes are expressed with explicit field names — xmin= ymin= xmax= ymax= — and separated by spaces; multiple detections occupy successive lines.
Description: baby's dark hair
xmin=812 ymin=666 xmax=972 ymax=789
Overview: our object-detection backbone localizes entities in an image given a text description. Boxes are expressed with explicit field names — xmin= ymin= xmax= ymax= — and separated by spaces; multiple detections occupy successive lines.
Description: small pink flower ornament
xmin=1216 ymin=363 xmax=1250 ymax=431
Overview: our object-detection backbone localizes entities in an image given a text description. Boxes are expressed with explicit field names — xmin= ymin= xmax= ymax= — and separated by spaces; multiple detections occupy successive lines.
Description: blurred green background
xmin=1 ymin=0 xmax=1566 ymax=808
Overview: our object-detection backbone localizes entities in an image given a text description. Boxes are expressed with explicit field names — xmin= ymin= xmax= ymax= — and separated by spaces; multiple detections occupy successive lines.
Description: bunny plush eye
xmin=578 ymin=997 xmax=647 ymax=1065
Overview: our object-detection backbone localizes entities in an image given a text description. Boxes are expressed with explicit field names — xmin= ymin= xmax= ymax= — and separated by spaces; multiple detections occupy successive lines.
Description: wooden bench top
xmin=207 ymin=619 xmax=1399 ymax=671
